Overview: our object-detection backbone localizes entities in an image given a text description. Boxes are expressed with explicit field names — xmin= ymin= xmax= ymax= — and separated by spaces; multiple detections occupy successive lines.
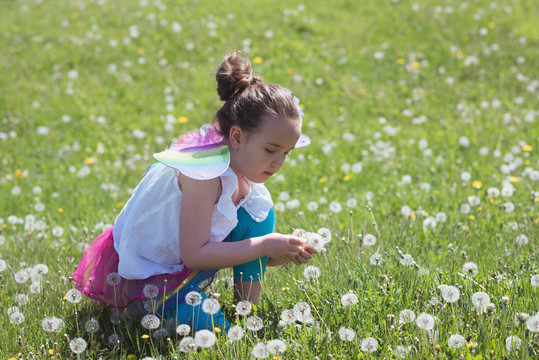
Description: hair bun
xmin=216 ymin=54 xmax=263 ymax=101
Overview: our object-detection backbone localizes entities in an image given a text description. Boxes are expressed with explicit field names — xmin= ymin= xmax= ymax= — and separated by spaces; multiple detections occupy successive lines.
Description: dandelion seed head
xmin=463 ymin=262 xmax=478 ymax=277
xmin=8 ymin=306 xmax=20 ymax=316
xmin=526 ymin=315 xmax=539 ymax=332
xmin=399 ymin=254 xmax=414 ymax=266
xmin=153 ymin=328 xmax=169 ymax=340
xmin=370 ymin=252 xmax=383 ymax=266
xmin=246 ymin=316 xmax=264 ymax=331
xmin=251 ymin=342 xmax=268 ymax=358
xmin=441 ymin=286 xmax=460 ymax=303
xmin=142 ymin=283 xmax=159 ymax=299
xmin=185 ymin=291 xmax=202 ymax=306
xmin=66 ymin=288 xmax=83 ymax=304
xmin=14 ymin=270 xmax=29 ymax=283
xmin=267 ymin=339 xmax=287 ymax=355
xmin=341 ymin=291 xmax=358 ymax=307
xmin=281 ymin=309 xmax=296 ymax=324
xmin=108 ymin=333 xmax=120 ymax=347
xmin=363 ymin=233 xmax=377 ymax=246
xmin=85 ymin=317 xmax=100 ymax=333
xmin=416 ymin=313 xmax=435 ymax=330
xmin=303 ymin=265 xmax=321 ymax=280
xmin=41 ymin=316 xmax=65 ymax=332
xmin=16 ymin=294 xmax=29 ymax=305
xmin=399 ymin=309 xmax=416 ymax=324
xmin=338 ymin=327 xmax=355 ymax=341
xmin=30 ymin=281 xmax=42 ymax=294
xmin=236 ymin=300 xmax=252 ymax=316
xmin=176 ymin=324 xmax=190 ymax=336
xmin=302 ymin=232 xmax=326 ymax=251
xmin=140 ymin=314 xmax=160 ymax=330
xmin=10 ymin=312 xmax=25 ymax=325
xmin=361 ymin=337 xmax=379 ymax=353
xmin=201 ymin=298 xmax=221 ymax=315
xmin=396 ymin=345 xmax=411 ymax=358
xmin=515 ymin=234 xmax=529 ymax=246
xmin=106 ymin=272 xmax=122 ymax=286
xmin=0 ymin=259 xmax=7 ymax=272
xmin=69 ymin=338 xmax=87 ymax=354
xmin=293 ymin=301 xmax=311 ymax=319
xmin=317 ymin=227 xmax=332 ymax=242
xmin=194 ymin=329 xmax=216 ymax=347
xmin=179 ymin=336 xmax=198 ymax=352
xmin=447 ymin=334 xmax=466 ymax=349
xmin=471 ymin=292 xmax=491 ymax=313
xmin=513 ymin=312 xmax=529 ymax=326
xmin=531 ymin=275 xmax=539 ymax=287
xmin=227 ymin=325 xmax=244 ymax=341
xmin=34 ymin=264 xmax=49 ymax=274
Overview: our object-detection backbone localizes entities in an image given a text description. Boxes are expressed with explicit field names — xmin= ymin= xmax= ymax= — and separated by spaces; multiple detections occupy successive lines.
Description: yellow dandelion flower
xmin=141 ymin=334 xmax=150 ymax=339
xmin=48 ymin=349 xmax=54 ymax=355
xmin=434 ymin=190 xmax=440 ymax=195
xmin=456 ymin=51 xmax=463 ymax=58
xmin=488 ymin=22 xmax=495 ymax=29
xmin=461 ymin=225 xmax=469 ymax=231
xmin=27 ymin=230 xmax=32 ymax=236
xmin=509 ymin=176 xmax=518 ymax=183
xmin=177 ymin=116 xmax=188 ymax=124
xmin=318 ymin=177 xmax=327 ymax=183
xmin=525 ymin=160 xmax=530 ymax=165
xmin=472 ymin=180 xmax=482 ymax=189
xmin=535 ymin=198 xmax=539 ymax=203
xmin=469 ymin=215 xmax=475 ymax=221
xmin=253 ymin=57 xmax=263 ymax=64
xmin=281 ymin=287 xmax=290 ymax=291
xmin=535 ymin=218 xmax=539 ymax=223
xmin=435 ymin=344 xmax=440 ymax=350
xmin=477 ymin=207 xmax=482 ymax=212
xmin=116 ymin=202 xmax=125 ymax=208
xmin=15 ymin=169 xmax=23 ymax=179
xmin=396 ymin=58 xmax=405 ymax=65
xmin=63 ymin=296 xmax=67 ymax=301
xmin=84 ymin=157 xmax=94 ymax=164
xmin=61 ymin=246 xmax=66 ymax=251
xmin=137 ymin=47 xmax=144 ymax=54
xmin=72 ymin=13 xmax=79 ymax=20
xmin=214 ymin=327 xmax=221 ymax=333
xmin=467 ymin=342 xmax=475 ymax=349
xmin=58 ymin=208 xmax=64 ymax=213
xmin=522 ymin=144 xmax=532 ymax=152
xmin=127 ymin=355 xmax=136 ymax=360
xmin=490 ymin=350 xmax=495 ymax=355
xmin=343 ymin=175 xmax=352 ymax=181
xmin=358 ymin=89 xmax=366 ymax=95
xmin=489 ymin=198 xmax=499 ymax=205
xmin=287 ymin=68 xmax=293 ymax=75
xmin=408 ymin=213 xmax=416 ymax=220
xmin=411 ymin=61 xmax=420 ymax=69
xmin=424 ymin=212 xmax=429 ymax=216
xmin=273 ymin=356 xmax=281 ymax=360
xmin=2 ymin=224 xmax=7 ymax=229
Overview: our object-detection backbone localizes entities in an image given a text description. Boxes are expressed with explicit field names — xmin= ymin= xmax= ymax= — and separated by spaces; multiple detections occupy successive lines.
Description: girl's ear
xmin=229 ymin=125 xmax=244 ymax=148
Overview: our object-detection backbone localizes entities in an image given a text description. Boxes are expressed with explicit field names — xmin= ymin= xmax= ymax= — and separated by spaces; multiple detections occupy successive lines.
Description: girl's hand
xmin=262 ymin=233 xmax=304 ymax=264
xmin=291 ymin=244 xmax=317 ymax=266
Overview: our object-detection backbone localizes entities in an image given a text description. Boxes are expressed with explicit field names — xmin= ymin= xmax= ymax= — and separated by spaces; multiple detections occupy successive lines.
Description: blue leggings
xmin=162 ymin=207 xmax=274 ymax=331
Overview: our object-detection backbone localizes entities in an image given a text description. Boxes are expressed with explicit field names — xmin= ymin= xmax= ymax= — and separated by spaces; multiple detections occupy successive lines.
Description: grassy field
xmin=1 ymin=0 xmax=538 ymax=358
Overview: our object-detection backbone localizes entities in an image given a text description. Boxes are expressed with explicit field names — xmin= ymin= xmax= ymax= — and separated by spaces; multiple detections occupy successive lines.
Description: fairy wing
xmin=153 ymin=143 xmax=230 ymax=180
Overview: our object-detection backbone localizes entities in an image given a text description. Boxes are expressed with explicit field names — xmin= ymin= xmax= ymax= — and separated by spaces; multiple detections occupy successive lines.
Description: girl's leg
xmin=230 ymin=207 xmax=275 ymax=303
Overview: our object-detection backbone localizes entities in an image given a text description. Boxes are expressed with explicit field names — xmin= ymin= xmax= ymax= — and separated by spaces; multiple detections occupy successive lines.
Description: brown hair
xmin=215 ymin=53 xmax=301 ymax=139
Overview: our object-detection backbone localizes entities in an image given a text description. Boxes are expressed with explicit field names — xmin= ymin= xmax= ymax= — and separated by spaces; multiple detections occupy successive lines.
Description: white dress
xmin=113 ymin=163 xmax=273 ymax=280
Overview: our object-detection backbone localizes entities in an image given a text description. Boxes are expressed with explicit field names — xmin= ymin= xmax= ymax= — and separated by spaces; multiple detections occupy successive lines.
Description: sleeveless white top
xmin=113 ymin=163 xmax=273 ymax=280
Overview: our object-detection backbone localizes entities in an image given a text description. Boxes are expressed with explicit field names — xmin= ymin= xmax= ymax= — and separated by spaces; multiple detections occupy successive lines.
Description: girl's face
xmin=229 ymin=116 xmax=302 ymax=183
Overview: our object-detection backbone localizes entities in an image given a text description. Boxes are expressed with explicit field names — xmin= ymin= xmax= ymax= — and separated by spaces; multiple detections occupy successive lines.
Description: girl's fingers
xmin=287 ymin=236 xmax=304 ymax=245
xmin=292 ymin=257 xmax=301 ymax=266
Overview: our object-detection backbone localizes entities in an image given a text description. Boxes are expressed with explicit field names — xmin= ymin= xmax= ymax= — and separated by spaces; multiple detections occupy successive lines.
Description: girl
xmin=72 ymin=54 xmax=315 ymax=331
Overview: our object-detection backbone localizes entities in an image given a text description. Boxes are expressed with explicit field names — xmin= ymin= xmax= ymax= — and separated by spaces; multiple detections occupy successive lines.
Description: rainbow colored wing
xmin=153 ymin=144 xmax=230 ymax=180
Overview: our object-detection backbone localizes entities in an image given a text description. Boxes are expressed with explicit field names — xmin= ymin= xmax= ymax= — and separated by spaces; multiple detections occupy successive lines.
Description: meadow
xmin=1 ymin=0 xmax=538 ymax=358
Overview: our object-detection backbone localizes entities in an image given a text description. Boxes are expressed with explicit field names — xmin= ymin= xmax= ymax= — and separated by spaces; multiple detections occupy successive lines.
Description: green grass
xmin=1 ymin=0 xmax=538 ymax=358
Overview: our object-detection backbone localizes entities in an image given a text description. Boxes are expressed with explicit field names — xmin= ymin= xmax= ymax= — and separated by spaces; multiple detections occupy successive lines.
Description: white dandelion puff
xmin=185 ymin=291 xmax=202 ymax=306
xmin=34 ymin=264 xmax=48 ymax=274
xmin=513 ymin=312 xmax=529 ymax=326
xmin=266 ymin=339 xmax=287 ymax=355
xmin=361 ymin=337 xmax=379 ymax=353
xmin=463 ymin=262 xmax=478 ymax=277
xmin=252 ymin=342 xmax=268 ymax=358
xmin=363 ymin=233 xmax=377 ymax=246
xmin=302 ymin=232 xmax=326 ymax=251
xmin=416 ymin=313 xmax=435 ymax=330
xmin=194 ymin=329 xmax=216 ymax=347
xmin=108 ymin=333 xmax=120 ymax=347
xmin=505 ymin=336 xmax=522 ymax=351
xmin=201 ymin=298 xmax=221 ymax=315
xmin=16 ymin=294 xmax=29 ymax=305
xmin=370 ymin=252 xmax=383 ymax=266
xmin=396 ymin=345 xmax=412 ymax=358
xmin=281 ymin=309 xmax=296 ymax=324
xmin=41 ymin=316 xmax=65 ymax=332
xmin=515 ymin=234 xmax=529 ymax=246
xmin=341 ymin=291 xmax=358 ymax=307
xmin=526 ymin=316 xmax=539 ymax=332
xmin=399 ymin=254 xmax=414 ymax=267
xmin=0 ymin=259 xmax=7 ymax=272
xmin=140 ymin=314 xmax=160 ymax=330
xmin=441 ymin=286 xmax=460 ymax=303
xmin=69 ymin=338 xmax=87 ymax=354
xmin=106 ymin=272 xmax=122 ymax=286
xmin=329 ymin=201 xmax=342 ymax=213
xmin=176 ymin=324 xmax=190 ymax=336
xmin=14 ymin=270 xmax=29 ymax=284
xmin=447 ymin=334 xmax=466 ymax=349
xmin=303 ymin=265 xmax=321 ymax=280
xmin=143 ymin=283 xmax=159 ymax=299
xmin=8 ymin=307 xmax=20 ymax=316
xmin=338 ymin=327 xmax=355 ymax=341
xmin=66 ymin=288 xmax=83 ymax=304
xmin=153 ymin=328 xmax=169 ymax=340
xmin=293 ymin=302 xmax=311 ymax=320
xmin=236 ymin=300 xmax=252 ymax=316
xmin=228 ymin=325 xmax=244 ymax=341
xmin=317 ymin=227 xmax=332 ymax=242
xmin=471 ymin=292 xmax=491 ymax=313
xmin=531 ymin=275 xmax=539 ymax=287
xmin=85 ymin=318 xmax=100 ymax=333
xmin=246 ymin=316 xmax=264 ymax=331
xmin=179 ymin=336 xmax=198 ymax=352
xmin=10 ymin=312 xmax=25 ymax=325
xmin=399 ymin=309 xmax=416 ymax=324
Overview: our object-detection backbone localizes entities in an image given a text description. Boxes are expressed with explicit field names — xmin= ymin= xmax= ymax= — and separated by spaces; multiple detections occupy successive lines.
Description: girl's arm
xmin=179 ymin=174 xmax=303 ymax=270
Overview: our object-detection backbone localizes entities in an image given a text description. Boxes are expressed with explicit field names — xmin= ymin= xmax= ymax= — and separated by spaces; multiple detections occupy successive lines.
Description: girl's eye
xmin=265 ymin=149 xmax=275 ymax=153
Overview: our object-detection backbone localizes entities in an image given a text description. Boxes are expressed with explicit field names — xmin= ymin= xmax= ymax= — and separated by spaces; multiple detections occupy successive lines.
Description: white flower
xmin=447 ymin=334 xmax=466 ymax=349
xmin=338 ymin=327 xmax=355 ymax=341
xmin=176 ymin=324 xmax=190 ymax=336
xmin=14 ymin=270 xmax=29 ymax=283
xmin=108 ymin=333 xmax=120 ymax=347
xmin=302 ymin=232 xmax=326 ymax=251
xmin=463 ymin=262 xmax=478 ymax=277
xmin=363 ymin=233 xmax=377 ymax=246
xmin=471 ymin=292 xmax=491 ymax=313
xmin=531 ymin=275 xmax=539 ymax=287
xmin=460 ymin=204 xmax=471 ymax=214
xmin=266 ymin=339 xmax=286 ymax=355
xmin=329 ymin=201 xmax=342 ymax=213
xmin=252 ymin=342 xmax=268 ymax=358
xmin=526 ymin=315 xmax=539 ymax=332
xmin=0 ymin=259 xmax=8 ymax=272
xmin=281 ymin=309 xmax=296 ymax=324
xmin=293 ymin=302 xmax=311 ymax=320
xmin=52 ymin=226 xmax=64 ymax=237
xmin=85 ymin=318 xmax=100 ymax=333
xmin=515 ymin=234 xmax=528 ymax=246
xmin=513 ymin=312 xmax=529 ymax=326
xmin=399 ymin=254 xmax=414 ymax=267
xmin=106 ymin=272 xmax=122 ymax=286
xmin=227 ymin=325 xmax=244 ymax=341
xmin=505 ymin=335 xmax=521 ymax=352
xmin=467 ymin=195 xmax=480 ymax=206
xmin=194 ymin=329 xmax=215 ymax=347
xmin=10 ymin=312 xmax=25 ymax=325
xmin=361 ymin=337 xmax=379 ymax=352
xmin=236 ymin=300 xmax=252 ymax=316
xmin=486 ymin=187 xmax=500 ymax=197
xmin=41 ymin=316 xmax=65 ymax=332
xmin=66 ymin=288 xmax=83 ymax=304
xmin=303 ymin=265 xmax=321 ymax=280
xmin=307 ymin=201 xmax=318 ymax=211
xmin=179 ymin=336 xmax=197 ymax=352
xmin=153 ymin=328 xmax=169 ymax=340
xmin=399 ymin=309 xmax=416 ymax=324
xmin=69 ymin=338 xmax=87 ymax=354
xmin=416 ymin=313 xmax=435 ymax=330
xmin=185 ymin=291 xmax=202 ymax=306
xmin=396 ymin=345 xmax=412 ymax=358
xmin=422 ymin=217 xmax=436 ymax=230
xmin=317 ymin=227 xmax=332 ymax=242
xmin=370 ymin=252 xmax=383 ymax=266
xmin=201 ymin=298 xmax=221 ymax=315
xmin=246 ymin=316 xmax=263 ymax=331
xmin=15 ymin=294 xmax=29 ymax=305
xmin=441 ymin=286 xmax=460 ymax=303
xmin=8 ymin=307 xmax=20 ymax=316
xmin=140 ymin=314 xmax=160 ymax=330
xmin=341 ymin=291 xmax=358 ymax=307
xmin=143 ymin=283 xmax=159 ymax=299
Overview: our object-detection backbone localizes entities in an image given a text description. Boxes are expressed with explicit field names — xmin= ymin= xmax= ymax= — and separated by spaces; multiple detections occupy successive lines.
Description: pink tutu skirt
xmin=71 ymin=227 xmax=217 ymax=309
